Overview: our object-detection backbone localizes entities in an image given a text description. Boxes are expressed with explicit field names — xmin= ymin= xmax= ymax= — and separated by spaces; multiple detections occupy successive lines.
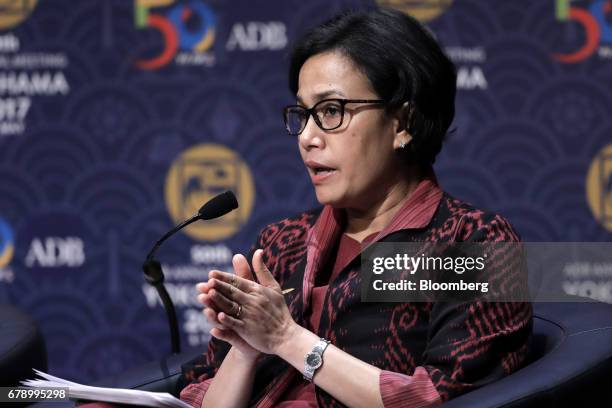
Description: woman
xmin=179 ymin=8 xmax=532 ymax=408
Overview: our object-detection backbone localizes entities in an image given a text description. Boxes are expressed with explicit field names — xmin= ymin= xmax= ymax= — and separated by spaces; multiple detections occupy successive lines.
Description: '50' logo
xmin=134 ymin=0 xmax=216 ymax=70
xmin=553 ymin=0 xmax=612 ymax=63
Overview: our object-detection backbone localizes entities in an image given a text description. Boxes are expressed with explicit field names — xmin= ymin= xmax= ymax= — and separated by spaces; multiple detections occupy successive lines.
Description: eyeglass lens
xmin=284 ymin=100 xmax=344 ymax=135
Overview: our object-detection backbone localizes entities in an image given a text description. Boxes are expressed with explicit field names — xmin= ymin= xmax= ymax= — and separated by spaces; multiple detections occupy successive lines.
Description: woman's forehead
xmin=296 ymin=52 xmax=374 ymax=103
xmin=296 ymin=89 xmax=347 ymax=105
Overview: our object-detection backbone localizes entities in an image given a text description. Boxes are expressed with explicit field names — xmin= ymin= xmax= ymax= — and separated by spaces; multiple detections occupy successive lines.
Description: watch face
xmin=306 ymin=353 xmax=322 ymax=368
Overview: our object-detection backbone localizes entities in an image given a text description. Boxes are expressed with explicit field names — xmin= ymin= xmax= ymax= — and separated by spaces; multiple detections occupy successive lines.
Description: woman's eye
xmin=323 ymin=105 xmax=340 ymax=116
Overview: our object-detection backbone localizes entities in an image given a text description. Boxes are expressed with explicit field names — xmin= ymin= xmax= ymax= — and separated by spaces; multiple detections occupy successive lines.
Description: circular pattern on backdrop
xmin=0 ymin=218 xmax=14 ymax=269
xmin=586 ymin=143 xmax=612 ymax=232
xmin=376 ymin=0 xmax=453 ymax=22
xmin=165 ymin=143 xmax=255 ymax=241
xmin=0 ymin=0 xmax=610 ymax=386
xmin=0 ymin=0 xmax=38 ymax=29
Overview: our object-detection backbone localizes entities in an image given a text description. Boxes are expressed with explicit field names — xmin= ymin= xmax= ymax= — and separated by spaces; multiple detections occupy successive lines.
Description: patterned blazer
xmin=179 ymin=178 xmax=533 ymax=408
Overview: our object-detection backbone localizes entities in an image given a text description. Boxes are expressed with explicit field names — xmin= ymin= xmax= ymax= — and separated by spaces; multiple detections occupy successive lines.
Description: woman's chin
xmin=314 ymin=189 xmax=348 ymax=208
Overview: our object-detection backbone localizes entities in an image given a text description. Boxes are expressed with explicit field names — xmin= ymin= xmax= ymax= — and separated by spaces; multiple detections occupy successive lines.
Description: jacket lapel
xmin=302 ymin=205 xmax=344 ymax=315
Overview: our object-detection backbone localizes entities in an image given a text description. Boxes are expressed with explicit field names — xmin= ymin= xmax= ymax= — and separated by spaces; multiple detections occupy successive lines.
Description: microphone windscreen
xmin=198 ymin=191 xmax=239 ymax=220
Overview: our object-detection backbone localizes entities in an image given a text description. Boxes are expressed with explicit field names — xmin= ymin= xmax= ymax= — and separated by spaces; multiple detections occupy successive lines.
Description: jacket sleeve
xmin=176 ymin=210 xmax=320 ymax=407
xmin=177 ymin=227 xmax=272 ymax=407
xmin=180 ymin=378 xmax=215 ymax=408
xmin=374 ymin=211 xmax=531 ymax=407
xmin=421 ymin=212 xmax=533 ymax=402
xmin=378 ymin=367 xmax=442 ymax=407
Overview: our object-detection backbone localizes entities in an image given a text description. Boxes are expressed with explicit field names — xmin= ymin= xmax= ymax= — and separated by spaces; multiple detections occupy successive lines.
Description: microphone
xmin=145 ymin=190 xmax=239 ymax=261
xmin=143 ymin=190 xmax=239 ymax=354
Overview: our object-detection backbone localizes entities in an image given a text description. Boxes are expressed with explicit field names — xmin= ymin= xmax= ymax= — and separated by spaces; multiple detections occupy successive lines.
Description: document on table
xmin=22 ymin=369 xmax=192 ymax=408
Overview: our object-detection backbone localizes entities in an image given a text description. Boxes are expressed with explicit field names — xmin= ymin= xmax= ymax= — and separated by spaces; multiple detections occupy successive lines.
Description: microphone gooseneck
xmin=146 ymin=190 xmax=239 ymax=261
xmin=143 ymin=190 xmax=239 ymax=354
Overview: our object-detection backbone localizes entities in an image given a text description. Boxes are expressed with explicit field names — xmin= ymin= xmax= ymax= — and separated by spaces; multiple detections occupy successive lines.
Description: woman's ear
xmin=393 ymin=101 xmax=413 ymax=150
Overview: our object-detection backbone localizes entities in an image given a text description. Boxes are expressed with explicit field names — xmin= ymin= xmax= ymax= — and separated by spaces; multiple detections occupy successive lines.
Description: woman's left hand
xmin=205 ymin=249 xmax=298 ymax=355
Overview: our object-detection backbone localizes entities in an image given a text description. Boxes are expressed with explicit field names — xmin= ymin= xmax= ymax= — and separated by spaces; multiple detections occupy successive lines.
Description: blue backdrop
xmin=0 ymin=0 xmax=611 ymax=383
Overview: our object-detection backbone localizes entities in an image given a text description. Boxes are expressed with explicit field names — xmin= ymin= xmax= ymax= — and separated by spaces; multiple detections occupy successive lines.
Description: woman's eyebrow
xmin=296 ymin=90 xmax=347 ymax=105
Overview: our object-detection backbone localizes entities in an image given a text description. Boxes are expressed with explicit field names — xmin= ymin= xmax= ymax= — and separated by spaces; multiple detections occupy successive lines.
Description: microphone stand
xmin=143 ymin=258 xmax=181 ymax=354
xmin=143 ymin=215 xmax=201 ymax=354
xmin=142 ymin=191 xmax=239 ymax=355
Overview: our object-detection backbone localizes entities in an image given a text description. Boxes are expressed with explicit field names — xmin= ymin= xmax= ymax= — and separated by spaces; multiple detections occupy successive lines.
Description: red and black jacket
xmin=179 ymin=179 xmax=533 ymax=407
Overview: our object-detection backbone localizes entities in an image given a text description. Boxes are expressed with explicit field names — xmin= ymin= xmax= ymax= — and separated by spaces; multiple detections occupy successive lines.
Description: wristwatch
xmin=303 ymin=338 xmax=331 ymax=382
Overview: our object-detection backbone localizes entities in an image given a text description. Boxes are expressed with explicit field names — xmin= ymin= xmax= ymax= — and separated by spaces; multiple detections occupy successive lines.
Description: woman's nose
xmin=299 ymin=115 xmax=325 ymax=150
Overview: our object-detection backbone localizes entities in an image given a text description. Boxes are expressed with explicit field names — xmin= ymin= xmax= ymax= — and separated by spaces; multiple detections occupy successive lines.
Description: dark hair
xmin=288 ymin=8 xmax=456 ymax=168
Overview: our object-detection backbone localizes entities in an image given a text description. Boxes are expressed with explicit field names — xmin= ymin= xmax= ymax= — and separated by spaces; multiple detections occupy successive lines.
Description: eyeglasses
xmin=283 ymin=98 xmax=384 ymax=136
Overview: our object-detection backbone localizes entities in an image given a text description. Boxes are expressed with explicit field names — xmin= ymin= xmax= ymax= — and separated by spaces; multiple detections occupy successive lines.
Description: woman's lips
xmin=305 ymin=160 xmax=337 ymax=184
xmin=310 ymin=168 xmax=337 ymax=184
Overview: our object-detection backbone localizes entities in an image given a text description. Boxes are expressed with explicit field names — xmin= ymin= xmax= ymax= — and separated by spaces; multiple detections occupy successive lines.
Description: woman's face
xmin=297 ymin=51 xmax=408 ymax=211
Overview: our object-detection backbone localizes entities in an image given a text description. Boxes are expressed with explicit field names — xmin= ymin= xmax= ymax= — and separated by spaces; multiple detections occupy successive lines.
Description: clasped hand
xmin=196 ymin=249 xmax=297 ymax=360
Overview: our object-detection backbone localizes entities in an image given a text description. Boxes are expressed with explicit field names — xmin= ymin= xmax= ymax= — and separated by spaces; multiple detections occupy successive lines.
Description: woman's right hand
xmin=197 ymin=253 xmax=261 ymax=361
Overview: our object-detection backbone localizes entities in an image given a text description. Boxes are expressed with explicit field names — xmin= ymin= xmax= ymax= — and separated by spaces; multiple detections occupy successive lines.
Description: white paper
xmin=21 ymin=369 xmax=192 ymax=408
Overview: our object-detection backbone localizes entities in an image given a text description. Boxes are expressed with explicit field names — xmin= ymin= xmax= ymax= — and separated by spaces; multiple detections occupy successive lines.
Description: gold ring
xmin=235 ymin=304 xmax=242 ymax=319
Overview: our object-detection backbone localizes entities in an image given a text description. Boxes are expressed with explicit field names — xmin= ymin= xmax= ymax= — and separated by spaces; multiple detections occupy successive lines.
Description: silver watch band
xmin=303 ymin=338 xmax=330 ymax=381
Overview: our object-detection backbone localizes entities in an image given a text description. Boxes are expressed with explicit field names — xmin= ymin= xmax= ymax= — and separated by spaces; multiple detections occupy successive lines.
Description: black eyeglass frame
xmin=283 ymin=98 xmax=385 ymax=135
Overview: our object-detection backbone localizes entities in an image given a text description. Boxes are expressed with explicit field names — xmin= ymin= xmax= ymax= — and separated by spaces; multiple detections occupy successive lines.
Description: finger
xmin=209 ymin=269 xmax=257 ymax=293
xmin=201 ymin=280 xmax=230 ymax=296
xmin=208 ymin=288 xmax=241 ymax=316
xmin=209 ymin=278 xmax=251 ymax=304
xmin=233 ymin=254 xmax=255 ymax=282
xmin=201 ymin=295 xmax=236 ymax=330
xmin=200 ymin=292 xmax=239 ymax=324
xmin=203 ymin=307 xmax=225 ymax=329
xmin=252 ymin=249 xmax=280 ymax=290
xmin=218 ymin=311 xmax=245 ymax=329
xmin=198 ymin=280 xmax=217 ymax=292
xmin=196 ymin=282 xmax=211 ymax=294
xmin=201 ymin=288 xmax=233 ymax=315
xmin=198 ymin=293 xmax=220 ymax=311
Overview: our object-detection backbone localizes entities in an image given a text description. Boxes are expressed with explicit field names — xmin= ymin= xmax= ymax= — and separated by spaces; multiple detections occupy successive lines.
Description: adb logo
xmin=0 ymin=0 xmax=38 ymax=30
xmin=586 ymin=143 xmax=612 ymax=232
xmin=134 ymin=0 xmax=216 ymax=70
xmin=376 ymin=0 xmax=453 ymax=22
xmin=0 ymin=218 xmax=14 ymax=270
xmin=165 ymin=144 xmax=255 ymax=241
xmin=553 ymin=0 xmax=612 ymax=63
